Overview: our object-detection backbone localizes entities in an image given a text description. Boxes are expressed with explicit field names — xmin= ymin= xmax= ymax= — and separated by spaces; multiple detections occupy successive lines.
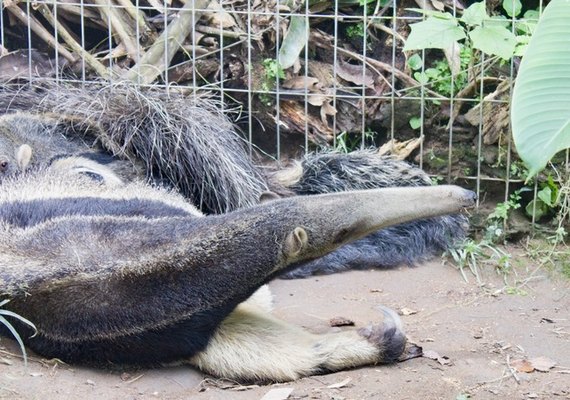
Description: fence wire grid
xmin=0 ymin=0 xmax=558 ymax=218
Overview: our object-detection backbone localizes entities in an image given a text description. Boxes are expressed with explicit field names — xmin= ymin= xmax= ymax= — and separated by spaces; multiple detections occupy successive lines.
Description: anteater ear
xmin=16 ymin=144 xmax=32 ymax=171
xmin=259 ymin=191 xmax=281 ymax=203
xmin=284 ymin=227 xmax=308 ymax=259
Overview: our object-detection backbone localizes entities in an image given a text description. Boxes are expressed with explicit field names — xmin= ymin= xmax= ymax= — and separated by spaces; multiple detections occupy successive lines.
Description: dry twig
xmin=6 ymin=5 xmax=75 ymax=62
xmin=37 ymin=4 xmax=110 ymax=78
xmin=126 ymin=0 xmax=209 ymax=84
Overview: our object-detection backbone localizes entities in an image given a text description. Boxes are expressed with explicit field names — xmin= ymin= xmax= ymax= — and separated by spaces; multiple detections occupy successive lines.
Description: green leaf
xmin=408 ymin=54 xmax=423 ymax=70
xmin=538 ymin=186 xmax=553 ymax=207
xmin=409 ymin=116 xmax=422 ymax=129
xmin=405 ymin=9 xmax=455 ymax=19
xmin=404 ymin=17 xmax=466 ymax=51
xmin=523 ymin=10 xmax=540 ymax=20
xmin=525 ymin=199 xmax=548 ymax=220
xmin=278 ymin=15 xmax=309 ymax=69
xmin=460 ymin=1 xmax=487 ymax=26
xmin=469 ymin=25 xmax=516 ymax=59
xmin=414 ymin=71 xmax=429 ymax=85
xmin=511 ymin=0 xmax=570 ymax=177
xmin=485 ymin=16 xmax=510 ymax=29
xmin=502 ymin=0 xmax=522 ymax=17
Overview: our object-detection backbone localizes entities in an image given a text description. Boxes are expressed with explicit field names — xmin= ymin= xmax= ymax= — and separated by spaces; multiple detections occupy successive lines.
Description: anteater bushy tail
xmin=276 ymin=150 xmax=468 ymax=278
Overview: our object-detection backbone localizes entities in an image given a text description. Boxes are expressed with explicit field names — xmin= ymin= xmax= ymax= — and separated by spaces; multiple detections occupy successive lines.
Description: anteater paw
xmin=358 ymin=306 xmax=407 ymax=363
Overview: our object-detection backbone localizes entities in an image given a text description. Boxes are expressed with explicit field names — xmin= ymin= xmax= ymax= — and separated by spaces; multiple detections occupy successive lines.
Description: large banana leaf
xmin=511 ymin=0 xmax=570 ymax=177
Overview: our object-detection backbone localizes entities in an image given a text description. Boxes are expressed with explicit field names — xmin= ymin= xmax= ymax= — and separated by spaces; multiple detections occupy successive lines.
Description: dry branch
xmin=126 ymin=0 xmax=209 ymax=85
xmin=7 ymin=5 xmax=75 ymax=63
xmin=91 ymin=0 xmax=139 ymax=61
xmin=37 ymin=4 xmax=110 ymax=79
xmin=114 ymin=0 xmax=155 ymax=43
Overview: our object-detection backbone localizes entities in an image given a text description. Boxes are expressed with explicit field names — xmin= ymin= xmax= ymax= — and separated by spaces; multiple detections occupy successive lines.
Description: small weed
xmin=430 ymin=175 xmax=444 ymax=185
xmin=446 ymin=238 xmax=512 ymax=285
xmin=346 ymin=23 xmax=365 ymax=39
xmin=525 ymin=175 xmax=560 ymax=221
xmin=334 ymin=129 xmax=376 ymax=153
xmin=485 ymin=191 xmax=521 ymax=243
xmin=0 ymin=299 xmax=37 ymax=366
xmin=412 ymin=47 xmax=471 ymax=97
xmin=259 ymin=59 xmax=285 ymax=106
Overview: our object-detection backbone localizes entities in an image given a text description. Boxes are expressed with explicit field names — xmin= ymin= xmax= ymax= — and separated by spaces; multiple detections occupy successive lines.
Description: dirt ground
xmin=1 ymin=255 xmax=569 ymax=400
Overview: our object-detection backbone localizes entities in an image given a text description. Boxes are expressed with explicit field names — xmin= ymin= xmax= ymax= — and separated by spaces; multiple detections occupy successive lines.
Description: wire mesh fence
xmin=0 ymin=0 xmax=556 ymax=215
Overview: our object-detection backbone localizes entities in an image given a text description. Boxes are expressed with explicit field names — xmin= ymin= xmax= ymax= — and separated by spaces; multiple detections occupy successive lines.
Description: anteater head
xmin=269 ymin=185 xmax=476 ymax=267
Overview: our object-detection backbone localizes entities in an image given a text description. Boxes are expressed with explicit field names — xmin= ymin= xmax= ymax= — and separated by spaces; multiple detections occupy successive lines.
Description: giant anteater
xmin=0 ymin=82 xmax=468 ymax=279
xmin=0 ymin=82 xmax=475 ymax=381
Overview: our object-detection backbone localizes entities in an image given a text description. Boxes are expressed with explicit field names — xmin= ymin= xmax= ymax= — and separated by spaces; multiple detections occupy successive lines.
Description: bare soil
xmin=1 ymin=255 xmax=569 ymax=400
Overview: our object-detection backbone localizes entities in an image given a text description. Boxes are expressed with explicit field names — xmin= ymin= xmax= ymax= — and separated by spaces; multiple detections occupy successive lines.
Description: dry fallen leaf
xmin=336 ymin=62 xmax=375 ymax=88
xmin=423 ymin=350 xmax=440 ymax=360
xmin=260 ymin=388 xmax=294 ymax=400
xmin=422 ymin=350 xmax=452 ymax=366
xmin=430 ymin=0 xmax=445 ymax=10
xmin=282 ymin=76 xmax=321 ymax=91
xmin=511 ymin=359 xmax=534 ymax=373
xmin=327 ymin=377 xmax=352 ymax=389
xmin=399 ymin=307 xmax=418 ymax=316
xmin=206 ymin=1 xmax=236 ymax=28
xmin=529 ymin=356 xmax=556 ymax=372
xmin=378 ymin=137 xmax=423 ymax=160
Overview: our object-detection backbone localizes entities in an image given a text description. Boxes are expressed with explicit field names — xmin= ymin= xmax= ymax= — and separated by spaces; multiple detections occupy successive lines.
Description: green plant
xmin=346 ymin=22 xmax=365 ymax=39
xmin=485 ymin=191 xmax=521 ymax=242
xmin=409 ymin=116 xmax=421 ymax=130
xmin=412 ymin=47 xmax=471 ymax=97
xmin=511 ymin=0 xmax=570 ymax=177
xmin=0 ymin=299 xmax=37 ymax=366
xmin=403 ymin=1 xmax=532 ymax=61
xmin=334 ymin=129 xmax=376 ymax=153
xmin=403 ymin=1 xmax=540 ymax=98
xmin=259 ymin=59 xmax=285 ymax=106
xmin=525 ymin=175 xmax=560 ymax=221
xmin=446 ymin=238 xmax=512 ymax=284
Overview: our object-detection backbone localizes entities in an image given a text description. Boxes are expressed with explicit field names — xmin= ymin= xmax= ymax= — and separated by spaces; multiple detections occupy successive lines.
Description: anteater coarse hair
xmin=0 ymin=82 xmax=468 ymax=278
xmin=0 ymin=81 xmax=266 ymax=214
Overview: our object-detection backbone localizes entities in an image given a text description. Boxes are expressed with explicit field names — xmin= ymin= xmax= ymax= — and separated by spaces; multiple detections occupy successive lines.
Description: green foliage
xmin=259 ymin=59 xmax=285 ymax=106
xmin=447 ymin=238 xmax=512 ymax=284
xmin=412 ymin=47 xmax=471 ymax=97
xmin=511 ymin=0 xmax=570 ymax=178
xmin=334 ymin=129 xmax=376 ymax=153
xmin=469 ymin=25 xmax=516 ymax=60
xmin=502 ymin=0 xmax=522 ymax=17
xmin=409 ymin=116 xmax=421 ymax=130
xmin=404 ymin=14 xmax=466 ymax=51
xmin=346 ymin=22 xmax=365 ymax=39
xmin=263 ymin=58 xmax=285 ymax=81
xmin=525 ymin=176 xmax=560 ymax=221
xmin=404 ymin=1 xmax=530 ymax=60
xmin=486 ymin=191 xmax=521 ymax=243
xmin=0 ymin=299 xmax=37 ymax=367
xmin=279 ymin=16 xmax=309 ymax=69
xmin=407 ymin=54 xmax=423 ymax=71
